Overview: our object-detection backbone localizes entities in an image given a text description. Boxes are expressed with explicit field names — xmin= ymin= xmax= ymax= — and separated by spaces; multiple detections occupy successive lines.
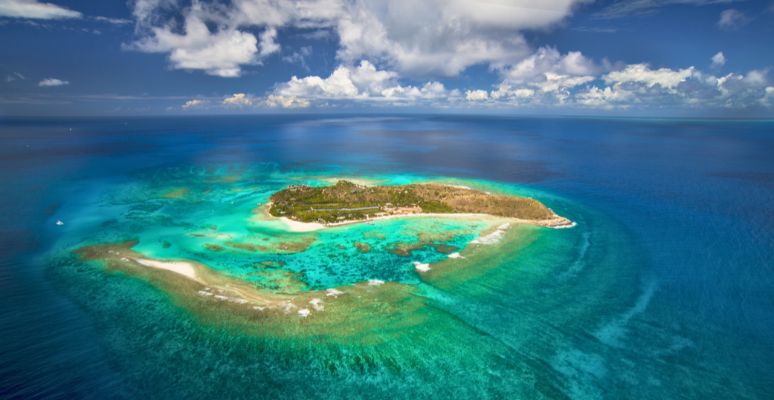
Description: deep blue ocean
xmin=1 ymin=115 xmax=772 ymax=399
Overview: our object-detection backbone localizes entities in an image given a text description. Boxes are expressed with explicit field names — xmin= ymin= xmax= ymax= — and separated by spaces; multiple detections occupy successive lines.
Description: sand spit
xmin=78 ymin=241 xmax=425 ymax=325
xmin=135 ymin=258 xmax=200 ymax=282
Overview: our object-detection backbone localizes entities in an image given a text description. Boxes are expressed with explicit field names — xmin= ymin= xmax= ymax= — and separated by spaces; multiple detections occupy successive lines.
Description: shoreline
xmin=277 ymin=211 xmax=574 ymax=232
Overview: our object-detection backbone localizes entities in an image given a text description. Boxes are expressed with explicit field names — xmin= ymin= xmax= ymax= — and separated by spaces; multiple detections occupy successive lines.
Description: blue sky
xmin=1 ymin=0 xmax=773 ymax=116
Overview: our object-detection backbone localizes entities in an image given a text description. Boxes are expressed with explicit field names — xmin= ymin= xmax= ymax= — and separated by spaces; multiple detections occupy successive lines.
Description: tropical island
xmin=69 ymin=176 xmax=575 ymax=335
xmin=268 ymin=180 xmax=573 ymax=228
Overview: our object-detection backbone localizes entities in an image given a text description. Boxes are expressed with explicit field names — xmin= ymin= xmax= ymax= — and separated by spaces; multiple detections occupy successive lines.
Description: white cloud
xmin=712 ymin=69 xmax=770 ymax=107
xmin=465 ymin=89 xmax=489 ymax=101
xmin=579 ymin=66 xmax=769 ymax=110
xmin=711 ymin=51 xmax=726 ymax=68
xmin=505 ymin=47 xmax=598 ymax=82
xmin=259 ymin=27 xmax=280 ymax=57
xmin=266 ymin=60 xmax=455 ymax=107
xmin=466 ymin=54 xmax=772 ymax=111
xmin=502 ymin=47 xmax=598 ymax=96
xmin=334 ymin=0 xmax=583 ymax=76
xmin=129 ymin=0 xmax=343 ymax=77
xmin=223 ymin=93 xmax=253 ymax=106
xmin=513 ymin=88 xmax=536 ymax=98
xmin=718 ymin=9 xmax=748 ymax=30
xmin=475 ymin=47 xmax=597 ymax=105
xmin=182 ymin=99 xmax=205 ymax=109
xmin=131 ymin=10 xmax=260 ymax=77
xmin=38 ymin=78 xmax=69 ymax=87
xmin=275 ymin=60 xmax=769 ymax=111
xmin=130 ymin=0 xmax=586 ymax=77
xmin=535 ymin=73 xmax=595 ymax=93
xmin=604 ymin=64 xmax=694 ymax=90
xmin=255 ymin=54 xmax=769 ymax=111
xmin=124 ymin=1 xmax=774 ymax=113
xmin=576 ymin=86 xmax=632 ymax=108
xmin=0 ymin=0 xmax=81 ymax=19
xmin=265 ymin=94 xmax=311 ymax=108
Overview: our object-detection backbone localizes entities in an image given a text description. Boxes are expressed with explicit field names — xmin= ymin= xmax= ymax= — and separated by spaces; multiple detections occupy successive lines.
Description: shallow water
xmin=1 ymin=115 xmax=772 ymax=399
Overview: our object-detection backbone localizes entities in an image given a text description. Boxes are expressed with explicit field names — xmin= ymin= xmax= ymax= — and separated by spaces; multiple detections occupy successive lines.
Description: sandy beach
xmin=134 ymin=258 xmax=201 ymax=282
xmin=278 ymin=211 xmax=574 ymax=232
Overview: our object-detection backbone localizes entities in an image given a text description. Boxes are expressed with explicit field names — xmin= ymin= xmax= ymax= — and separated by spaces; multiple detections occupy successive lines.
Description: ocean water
xmin=0 ymin=115 xmax=772 ymax=399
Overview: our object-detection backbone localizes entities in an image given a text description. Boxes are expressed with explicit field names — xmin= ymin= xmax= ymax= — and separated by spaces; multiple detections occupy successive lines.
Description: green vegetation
xmin=268 ymin=180 xmax=555 ymax=224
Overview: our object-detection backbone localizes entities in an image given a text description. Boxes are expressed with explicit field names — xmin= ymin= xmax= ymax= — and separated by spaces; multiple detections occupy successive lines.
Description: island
xmin=72 ymin=177 xmax=575 ymax=337
xmin=268 ymin=180 xmax=573 ymax=228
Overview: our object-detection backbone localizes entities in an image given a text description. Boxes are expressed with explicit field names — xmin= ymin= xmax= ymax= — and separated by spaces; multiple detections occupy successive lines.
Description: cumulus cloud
xmin=577 ymin=65 xmax=770 ymax=109
xmin=712 ymin=69 xmax=770 ymax=107
xmin=266 ymin=60 xmax=455 ymax=108
xmin=504 ymin=47 xmax=598 ymax=83
xmin=38 ymin=78 xmax=69 ymax=87
xmin=259 ymin=27 xmax=280 ymax=57
xmin=123 ymin=0 xmax=774 ymax=113
xmin=0 ymin=0 xmax=81 ymax=19
xmin=131 ymin=9 xmax=261 ymax=77
xmin=333 ymin=0 xmax=582 ymax=76
xmin=465 ymin=90 xmax=489 ymax=101
xmin=182 ymin=99 xmax=205 ymax=109
xmin=265 ymin=94 xmax=311 ymax=108
xmin=718 ymin=9 xmax=748 ymax=29
xmin=463 ymin=55 xmax=772 ymax=111
xmin=129 ymin=0 xmax=342 ymax=77
xmin=130 ymin=0 xmax=585 ymax=77
xmin=472 ymin=47 xmax=598 ymax=105
xmin=575 ymin=86 xmax=632 ymax=108
xmin=223 ymin=93 xmax=253 ymax=106
xmin=604 ymin=64 xmax=694 ymax=90
xmin=711 ymin=51 xmax=726 ymax=68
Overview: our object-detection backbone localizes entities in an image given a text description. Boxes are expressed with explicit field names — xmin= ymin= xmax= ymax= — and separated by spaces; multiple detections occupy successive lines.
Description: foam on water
xmin=470 ymin=223 xmax=510 ymax=245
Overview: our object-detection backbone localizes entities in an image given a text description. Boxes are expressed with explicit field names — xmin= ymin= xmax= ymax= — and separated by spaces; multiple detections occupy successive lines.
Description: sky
xmin=1 ymin=0 xmax=773 ymax=117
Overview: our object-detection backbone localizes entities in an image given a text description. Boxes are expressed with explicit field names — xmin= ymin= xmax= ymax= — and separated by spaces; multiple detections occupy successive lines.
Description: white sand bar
xmin=413 ymin=261 xmax=431 ymax=272
xmin=280 ymin=217 xmax=325 ymax=232
xmin=135 ymin=258 xmax=199 ymax=281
